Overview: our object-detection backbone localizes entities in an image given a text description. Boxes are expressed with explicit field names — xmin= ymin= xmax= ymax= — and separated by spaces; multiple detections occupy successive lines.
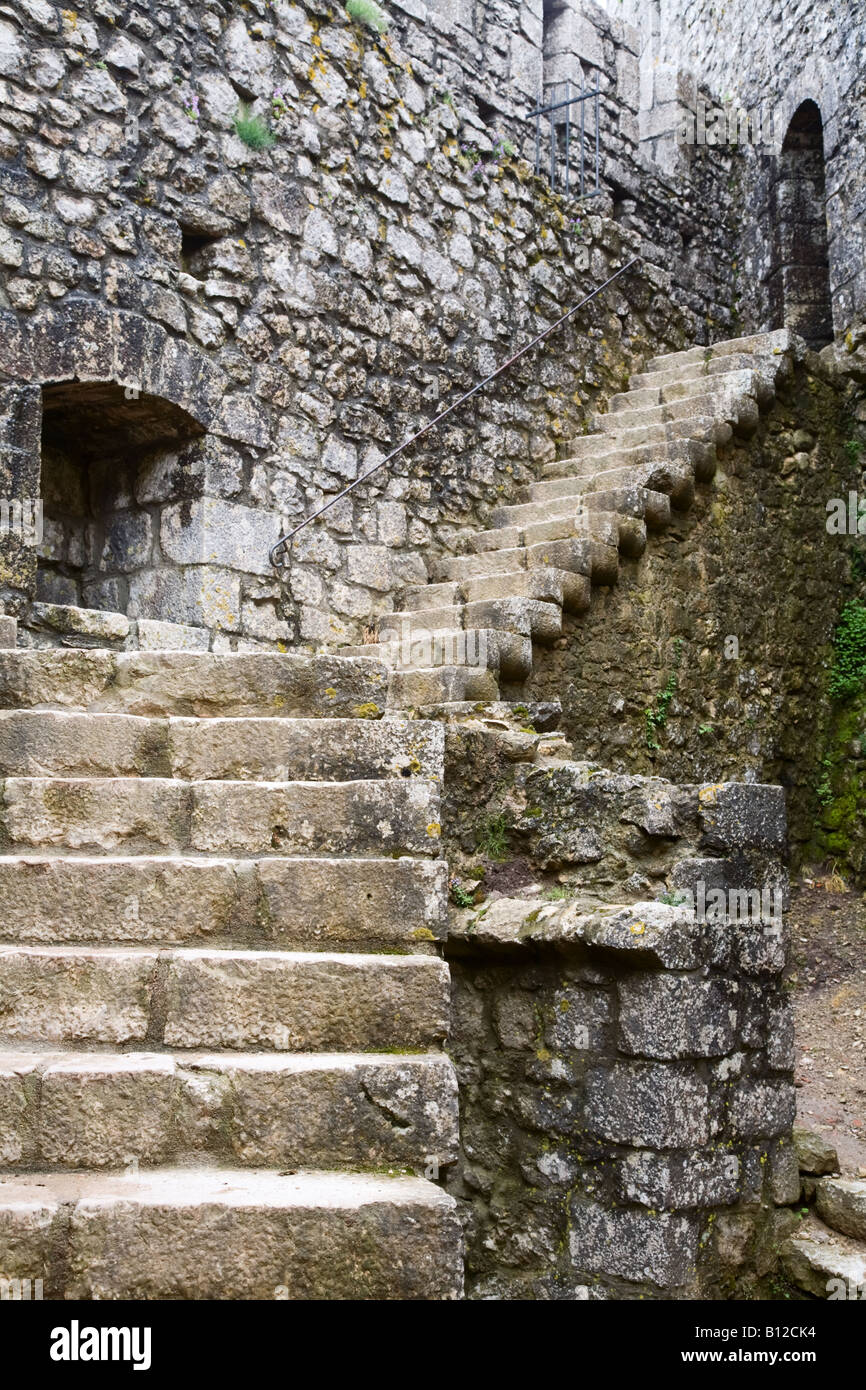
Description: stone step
xmin=400 ymin=567 xmax=583 ymax=611
xmin=422 ymin=544 xmax=594 ymax=606
xmin=594 ymin=378 xmax=761 ymax=434
xmin=781 ymin=1215 xmax=866 ymax=1299
xmin=0 ymin=855 xmax=448 ymax=948
xmin=0 ymin=1167 xmax=462 ymax=1299
xmin=0 ymin=1049 xmax=458 ymax=1172
xmin=387 ymin=664 xmax=500 ymax=708
xmin=602 ymin=398 xmax=759 ymax=441
xmin=815 ymin=1177 xmax=866 ymax=1242
xmin=559 ymin=415 xmax=718 ymax=459
xmin=646 ymin=326 xmax=794 ymax=372
xmin=540 ymin=435 xmax=716 ymax=486
xmin=0 ymin=777 xmax=443 ymax=857
xmin=381 ymin=598 xmax=563 ymax=645
xmin=0 ymin=947 xmax=450 ymax=1050
xmin=0 ymin=711 xmax=444 ymax=782
xmin=345 ymin=629 xmax=533 ymax=682
xmin=628 ymin=349 xmax=783 ymax=391
xmin=461 ymin=510 xmax=618 ymax=555
xmin=430 ymin=537 xmax=593 ymax=584
xmin=0 ymin=650 xmax=389 ymax=719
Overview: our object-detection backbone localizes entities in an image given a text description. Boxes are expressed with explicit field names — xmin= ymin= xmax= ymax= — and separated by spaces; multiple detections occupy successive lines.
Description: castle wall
xmin=0 ymin=0 xmax=746 ymax=647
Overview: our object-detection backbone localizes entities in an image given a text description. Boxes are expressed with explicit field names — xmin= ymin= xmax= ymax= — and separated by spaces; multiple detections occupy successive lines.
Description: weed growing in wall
xmin=233 ymin=105 xmax=275 ymax=151
xmin=645 ymin=638 xmax=685 ymax=750
xmin=458 ymin=134 xmax=517 ymax=184
xmin=828 ymin=600 xmax=866 ymax=700
xmin=345 ymin=0 xmax=390 ymax=34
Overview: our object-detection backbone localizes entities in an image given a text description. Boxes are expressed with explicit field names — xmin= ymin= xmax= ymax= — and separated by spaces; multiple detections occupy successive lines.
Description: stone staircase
xmin=0 ymin=649 xmax=463 ymax=1299
xmin=781 ymin=1132 xmax=866 ymax=1298
xmin=350 ymin=330 xmax=799 ymax=708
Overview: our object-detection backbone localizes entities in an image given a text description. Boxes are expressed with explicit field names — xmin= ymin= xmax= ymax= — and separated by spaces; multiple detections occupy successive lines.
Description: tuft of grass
xmin=477 ymin=813 xmax=509 ymax=862
xmin=346 ymin=0 xmax=389 ymax=34
xmin=233 ymin=105 xmax=275 ymax=150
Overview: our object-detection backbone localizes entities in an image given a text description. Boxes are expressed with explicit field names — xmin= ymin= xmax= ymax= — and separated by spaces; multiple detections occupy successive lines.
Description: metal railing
xmin=269 ymin=257 xmax=639 ymax=571
xmin=531 ymin=82 xmax=601 ymax=199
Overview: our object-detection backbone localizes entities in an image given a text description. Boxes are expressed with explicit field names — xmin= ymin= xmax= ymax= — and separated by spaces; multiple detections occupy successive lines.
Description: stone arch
xmin=0 ymin=302 xmax=266 ymax=615
xmin=766 ymin=99 xmax=834 ymax=348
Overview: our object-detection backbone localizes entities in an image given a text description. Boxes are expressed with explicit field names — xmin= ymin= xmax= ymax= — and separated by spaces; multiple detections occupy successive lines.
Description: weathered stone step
xmin=540 ymin=435 xmax=716 ymax=486
xmin=0 ymin=1049 xmax=458 ymax=1172
xmin=381 ymin=598 xmax=563 ymax=646
xmin=402 ymin=566 xmax=590 ymax=614
xmin=594 ymin=382 xmax=760 ymax=435
xmin=0 ymin=855 xmax=448 ymax=948
xmin=0 ymin=776 xmax=442 ymax=857
xmin=430 ymin=536 xmax=593 ymax=584
xmin=815 ymin=1177 xmax=866 ymax=1241
xmin=0 ymin=711 xmax=443 ymax=782
xmin=560 ymin=414 xmax=718 ymax=459
xmin=0 ymin=947 xmax=450 ymax=1050
xmin=344 ymin=629 xmax=532 ymax=681
xmin=628 ymin=348 xmax=789 ymax=391
xmin=461 ymin=510 xmax=618 ymax=556
xmin=0 ymin=651 xmax=389 ymax=719
xmin=646 ymin=326 xmax=794 ymax=372
xmin=387 ymin=663 xmax=499 ymax=708
xmin=0 ymin=1167 xmax=463 ymax=1299
xmin=609 ymin=369 xmax=760 ymax=411
xmin=781 ymin=1215 xmax=866 ymax=1299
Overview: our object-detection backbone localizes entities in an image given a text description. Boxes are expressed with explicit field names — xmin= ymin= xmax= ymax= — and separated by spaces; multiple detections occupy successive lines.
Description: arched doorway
xmin=767 ymin=99 xmax=833 ymax=348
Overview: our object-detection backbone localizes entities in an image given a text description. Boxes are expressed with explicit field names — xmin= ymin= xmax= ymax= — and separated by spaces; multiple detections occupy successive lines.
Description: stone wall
xmin=603 ymin=0 xmax=866 ymax=338
xmin=440 ymin=714 xmax=796 ymax=1298
xmin=0 ymin=0 xmax=752 ymax=649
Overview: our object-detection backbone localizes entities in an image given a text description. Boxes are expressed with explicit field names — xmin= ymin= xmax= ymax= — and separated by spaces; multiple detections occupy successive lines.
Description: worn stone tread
xmin=0 ymin=1167 xmax=463 ymax=1299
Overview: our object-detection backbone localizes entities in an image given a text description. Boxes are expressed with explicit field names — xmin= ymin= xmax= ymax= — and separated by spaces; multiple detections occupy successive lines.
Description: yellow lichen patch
xmin=411 ymin=927 xmax=435 ymax=941
xmin=324 ymin=687 xmax=337 ymax=699
xmin=629 ymin=920 xmax=647 ymax=936
xmin=354 ymin=702 xmax=381 ymax=719
xmin=426 ymin=822 xmax=442 ymax=838
xmin=699 ymin=783 xmax=724 ymax=805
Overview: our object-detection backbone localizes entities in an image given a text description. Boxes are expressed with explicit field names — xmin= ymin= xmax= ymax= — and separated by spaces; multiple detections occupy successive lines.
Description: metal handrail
xmin=269 ymin=256 xmax=640 ymax=570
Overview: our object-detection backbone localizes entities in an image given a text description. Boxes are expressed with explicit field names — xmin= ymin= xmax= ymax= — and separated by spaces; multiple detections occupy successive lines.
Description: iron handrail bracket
xmin=269 ymin=256 xmax=640 ymax=570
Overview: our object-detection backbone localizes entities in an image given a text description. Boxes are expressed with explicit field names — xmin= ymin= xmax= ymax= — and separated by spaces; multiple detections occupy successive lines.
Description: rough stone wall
xmin=603 ymin=0 xmax=866 ymax=338
xmin=0 ymin=0 xmax=752 ymax=649
xmin=440 ymin=718 xmax=796 ymax=1298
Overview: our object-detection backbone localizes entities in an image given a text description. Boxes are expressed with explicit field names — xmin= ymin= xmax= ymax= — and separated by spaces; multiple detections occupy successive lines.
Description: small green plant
xmin=233 ymin=104 xmax=275 ymax=150
xmin=657 ymin=890 xmax=689 ymax=907
xmin=545 ymin=885 xmax=573 ymax=901
xmin=458 ymin=133 xmax=516 ymax=183
xmin=345 ymin=0 xmax=389 ymax=34
xmin=816 ymin=753 xmax=835 ymax=807
xmin=645 ymin=639 xmax=685 ymax=750
xmin=698 ymin=722 xmax=715 ymax=736
xmin=829 ymin=600 xmax=866 ymax=700
xmin=450 ymin=880 xmax=476 ymax=909
xmin=844 ymin=438 xmax=863 ymax=467
xmin=477 ymin=813 xmax=509 ymax=861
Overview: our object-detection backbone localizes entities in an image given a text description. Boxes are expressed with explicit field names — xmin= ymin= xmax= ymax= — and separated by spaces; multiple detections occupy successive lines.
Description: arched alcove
xmin=767 ymin=99 xmax=833 ymax=347
xmin=38 ymin=381 xmax=204 ymax=612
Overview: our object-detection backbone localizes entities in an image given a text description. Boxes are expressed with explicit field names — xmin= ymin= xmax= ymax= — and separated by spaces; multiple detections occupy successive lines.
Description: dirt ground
xmin=786 ymin=881 xmax=866 ymax=1175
